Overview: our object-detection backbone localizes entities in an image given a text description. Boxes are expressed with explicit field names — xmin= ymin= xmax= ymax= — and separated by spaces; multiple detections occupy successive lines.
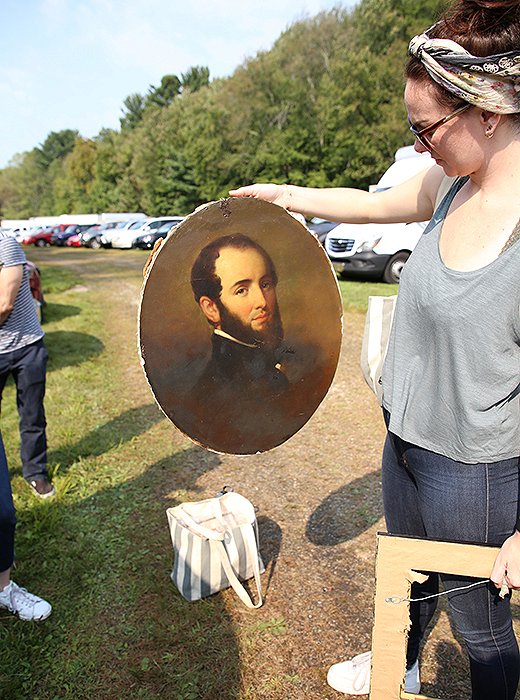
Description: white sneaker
xmin=327 ymin=651 xmax=420 ymax=695
xmin=0 ymin=581 xmax=52 ymax=621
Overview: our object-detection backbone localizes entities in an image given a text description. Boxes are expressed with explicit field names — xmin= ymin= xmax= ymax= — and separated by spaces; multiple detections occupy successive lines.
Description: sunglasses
xmin=409 ymin=103 xmax=471 ymax=150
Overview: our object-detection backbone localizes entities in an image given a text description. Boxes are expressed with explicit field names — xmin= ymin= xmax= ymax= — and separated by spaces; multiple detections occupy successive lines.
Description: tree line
xmin=0 ymin=0 xmax=442 ymax=220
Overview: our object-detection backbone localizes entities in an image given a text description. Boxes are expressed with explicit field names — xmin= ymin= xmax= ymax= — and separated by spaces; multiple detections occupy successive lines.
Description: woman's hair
xmin=406 ymin=0 xmax=520 ymax=113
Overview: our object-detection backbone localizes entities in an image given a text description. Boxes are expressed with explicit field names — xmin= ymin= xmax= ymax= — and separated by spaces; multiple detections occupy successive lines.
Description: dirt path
xmin=31 ymin=247 xmax=518 ymax=699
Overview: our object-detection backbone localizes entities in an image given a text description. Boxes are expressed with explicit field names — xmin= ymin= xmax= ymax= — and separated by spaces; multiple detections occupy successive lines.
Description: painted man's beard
xmin=216 ymin=299 xmax=284 ymax=351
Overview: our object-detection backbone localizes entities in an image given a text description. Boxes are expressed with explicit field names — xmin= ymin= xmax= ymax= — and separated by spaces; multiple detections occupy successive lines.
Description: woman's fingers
xmin=229 ymin=183 xmax=288 ymax=207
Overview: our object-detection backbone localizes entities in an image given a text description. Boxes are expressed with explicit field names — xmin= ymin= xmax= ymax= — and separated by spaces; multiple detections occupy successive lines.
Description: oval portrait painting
xmin=139 ymin=197 xmax=343 ymax=454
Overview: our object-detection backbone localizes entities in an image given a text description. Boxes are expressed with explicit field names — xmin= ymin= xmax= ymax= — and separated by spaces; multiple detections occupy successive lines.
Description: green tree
xmin=120 ymin=93 xmax=147 ymax=130
xmin=53 ymin=138 xmax=98 ymax=213
xmin=0 ymin=151 xmax=46 ymax=218
xmin=88 ymin=129 xmax=123 ymax=211
xmin=146 ymin=74 xmax=181 ymax=108
xmin=34 ymin=129 xmax=78 ymax=169
xmin=181 ymin=66 xmax=210 ymax=94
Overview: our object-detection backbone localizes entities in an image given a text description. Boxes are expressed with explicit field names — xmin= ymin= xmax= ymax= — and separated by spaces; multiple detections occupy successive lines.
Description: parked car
xmin=132 ymin=218 xmax=183 ymax=249
xmin=126 ymin=217 xmax=182 ymax=250
xmin=65 ymin=233 xmax=82 ymax=247
xmin=78 ymin=224 xmax=103 ymax=248
xmin=111 ymin=217 xmax=180 ymax=249
xmin=49 ymin=223 xmax=72 ymax=237
xmin=20 ymin=227 xmax=43 ymax=245
xmin=84 ymin=221 xmax=130 ymax=248
xmin=307 ymin=218 xmax=339 ymax=245
xmin=324 ymin=146 xmax=434 ymax=284
xmin=108 ymin=219 xmax=148 ymax=249
xmin=21 ymin=226 xmax=54 ymax=247
xmin=51 ymin=224 xmax=92 ymax=246
xmin=76 ymin=224 xmax=113 ymax=247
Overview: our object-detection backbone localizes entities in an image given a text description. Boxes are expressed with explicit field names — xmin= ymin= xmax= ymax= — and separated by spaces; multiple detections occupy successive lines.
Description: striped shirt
xmin=0 ymin=232 xmax=43 ymax=353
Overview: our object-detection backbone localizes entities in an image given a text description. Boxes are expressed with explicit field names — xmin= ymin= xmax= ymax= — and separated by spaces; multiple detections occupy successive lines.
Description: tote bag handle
xmin=212 ymin=533 xmax=263 ymax=609
xmin=174 ymin=504 xmax=225 ymax=541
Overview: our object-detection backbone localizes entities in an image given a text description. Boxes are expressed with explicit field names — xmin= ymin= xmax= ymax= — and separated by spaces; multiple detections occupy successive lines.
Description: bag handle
xmin=212 ymin=534 xmax=263 ymax=609
xmin=176 ymin=493 xmax=245 ymax=540
xmin=212 ymin=495 xmax=229 ymax=529
xmin=213 ymin=495 xmax=263 ymax=607
xmin=174 ymin=504 xmax=225 ymax=541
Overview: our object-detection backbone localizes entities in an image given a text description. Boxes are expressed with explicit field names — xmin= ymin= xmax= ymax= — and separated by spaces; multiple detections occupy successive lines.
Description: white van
xmin=324 ymin=146 xmax=434 ymax=283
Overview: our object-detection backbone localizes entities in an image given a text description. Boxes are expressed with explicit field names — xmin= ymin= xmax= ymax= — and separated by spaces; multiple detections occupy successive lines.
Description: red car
xmin=21 ymin=226 xmax=54 ymax=247
xmin=65 ymin=234 xmax=82 ymax=247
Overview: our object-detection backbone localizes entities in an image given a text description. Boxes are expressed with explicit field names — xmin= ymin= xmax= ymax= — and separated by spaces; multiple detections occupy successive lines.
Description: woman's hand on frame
xmin=229 ymin=183 xmax=290 ymax=208
xmin=491 ymin=530 xmax=520 ymax=591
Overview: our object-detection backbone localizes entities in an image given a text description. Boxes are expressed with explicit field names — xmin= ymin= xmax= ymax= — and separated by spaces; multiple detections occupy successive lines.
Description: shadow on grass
xmin=43 ymin=302 xmax=81 ymax=323
xmin=422 ymin=639 xmax=469 ymax=699
xmin=46 ymin=330 xmax=104 ymax=371
xmin=4 ymin=444 xmax=243 ymax=700
xmin=47 ymin=403 xmax=164 ymax=472
xmin=305 ymin=470 xmax=383 ymax=545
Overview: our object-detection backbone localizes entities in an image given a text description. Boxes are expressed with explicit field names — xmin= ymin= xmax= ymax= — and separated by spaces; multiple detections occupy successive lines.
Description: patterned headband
xmin=408 ymin=30 xmax=520 ymax=114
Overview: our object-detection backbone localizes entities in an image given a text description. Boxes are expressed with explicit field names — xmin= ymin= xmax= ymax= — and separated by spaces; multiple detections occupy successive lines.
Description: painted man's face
xmin=200 ymin=246 xmax=283 ymax=348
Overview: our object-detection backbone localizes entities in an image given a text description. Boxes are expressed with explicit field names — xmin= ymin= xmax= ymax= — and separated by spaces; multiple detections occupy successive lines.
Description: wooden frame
xmin=370 ymin=533 xmax=501 ymax=700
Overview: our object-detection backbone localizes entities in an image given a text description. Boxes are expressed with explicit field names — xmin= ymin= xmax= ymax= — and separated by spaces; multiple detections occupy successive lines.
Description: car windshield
xmin=157 ymin=223 xmax=174 ymax=233
xmin=129 ymin=220 xmax=146 ymax=229
xmin=64 ymin=225 xmax=76 ymax=233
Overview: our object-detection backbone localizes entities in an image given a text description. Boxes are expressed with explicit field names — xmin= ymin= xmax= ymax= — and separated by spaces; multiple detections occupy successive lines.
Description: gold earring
xmin=486 ymin=129 xmax=494 ymax=139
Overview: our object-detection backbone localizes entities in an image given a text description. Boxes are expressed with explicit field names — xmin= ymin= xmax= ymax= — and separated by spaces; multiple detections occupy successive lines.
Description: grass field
xmin=3 ymin=248 xmax=485 ymax=700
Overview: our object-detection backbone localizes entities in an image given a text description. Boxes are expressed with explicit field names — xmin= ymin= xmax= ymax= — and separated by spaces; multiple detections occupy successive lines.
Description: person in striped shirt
xmin=0 ymin=231 xmax=54 ymax=498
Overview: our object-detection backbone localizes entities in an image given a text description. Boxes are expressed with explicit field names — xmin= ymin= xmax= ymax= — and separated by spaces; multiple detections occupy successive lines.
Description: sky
xmin=1 ymin=0 xmax=357 ymax=169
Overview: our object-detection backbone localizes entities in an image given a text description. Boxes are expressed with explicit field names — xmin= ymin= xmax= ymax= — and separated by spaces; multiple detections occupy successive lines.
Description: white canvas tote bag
xmin=166 ymin=489 xmax=264 ymax=609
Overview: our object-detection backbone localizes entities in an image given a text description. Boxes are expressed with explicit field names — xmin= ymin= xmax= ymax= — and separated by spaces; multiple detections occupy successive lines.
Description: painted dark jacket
xmin=186 ymin=332 xmax=292 ymax=454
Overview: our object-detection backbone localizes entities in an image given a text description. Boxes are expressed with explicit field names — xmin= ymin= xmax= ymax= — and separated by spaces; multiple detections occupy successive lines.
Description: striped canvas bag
xmin=166 ymin=489 xmax=264 ymax=608
xmin=360 ymin=295 xmax=397 ymax=405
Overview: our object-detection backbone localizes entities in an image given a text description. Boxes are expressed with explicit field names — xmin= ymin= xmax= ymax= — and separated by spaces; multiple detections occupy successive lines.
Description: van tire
xmin=383 ymin=251 xmax=409 ymax=284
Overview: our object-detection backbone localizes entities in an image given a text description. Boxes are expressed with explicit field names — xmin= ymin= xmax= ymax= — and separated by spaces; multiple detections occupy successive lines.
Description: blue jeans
xmin=382 ymin=422 xmax=520 ymax=700
xmin=0 ymin=339 xmax=48 ymax=481
xmin=0 ymin=432 xmax=16 ymax=573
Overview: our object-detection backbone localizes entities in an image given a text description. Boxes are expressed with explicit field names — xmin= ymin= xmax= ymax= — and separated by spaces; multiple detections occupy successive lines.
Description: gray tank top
xmin=382 ymin=177 xmax=520 ymax=464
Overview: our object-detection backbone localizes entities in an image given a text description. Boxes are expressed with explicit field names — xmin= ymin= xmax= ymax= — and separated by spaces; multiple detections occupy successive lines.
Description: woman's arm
xmin=0 ymin=265 xmax=22 ymax=325
xmin=230 ymin=163 xmax=446 ymax=225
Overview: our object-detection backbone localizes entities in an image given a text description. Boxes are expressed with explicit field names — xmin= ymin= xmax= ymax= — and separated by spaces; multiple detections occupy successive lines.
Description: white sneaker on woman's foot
xmin=327 ymin=651 xmax=420 ymax=695
xmin=0 ymin=581 xmax=52 ymax=621
xmin=327 ymin=651 xmax=371 ymax=694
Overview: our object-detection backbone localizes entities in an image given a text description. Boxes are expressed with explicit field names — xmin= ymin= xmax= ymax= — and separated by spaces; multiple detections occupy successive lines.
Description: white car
xmin=107 ymin=219 xmax=148 ymax=249
xmin=325 ymin=146 xmax=434 ymax=284
xmin=121 ymin=217 xmax=183 ymax=249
